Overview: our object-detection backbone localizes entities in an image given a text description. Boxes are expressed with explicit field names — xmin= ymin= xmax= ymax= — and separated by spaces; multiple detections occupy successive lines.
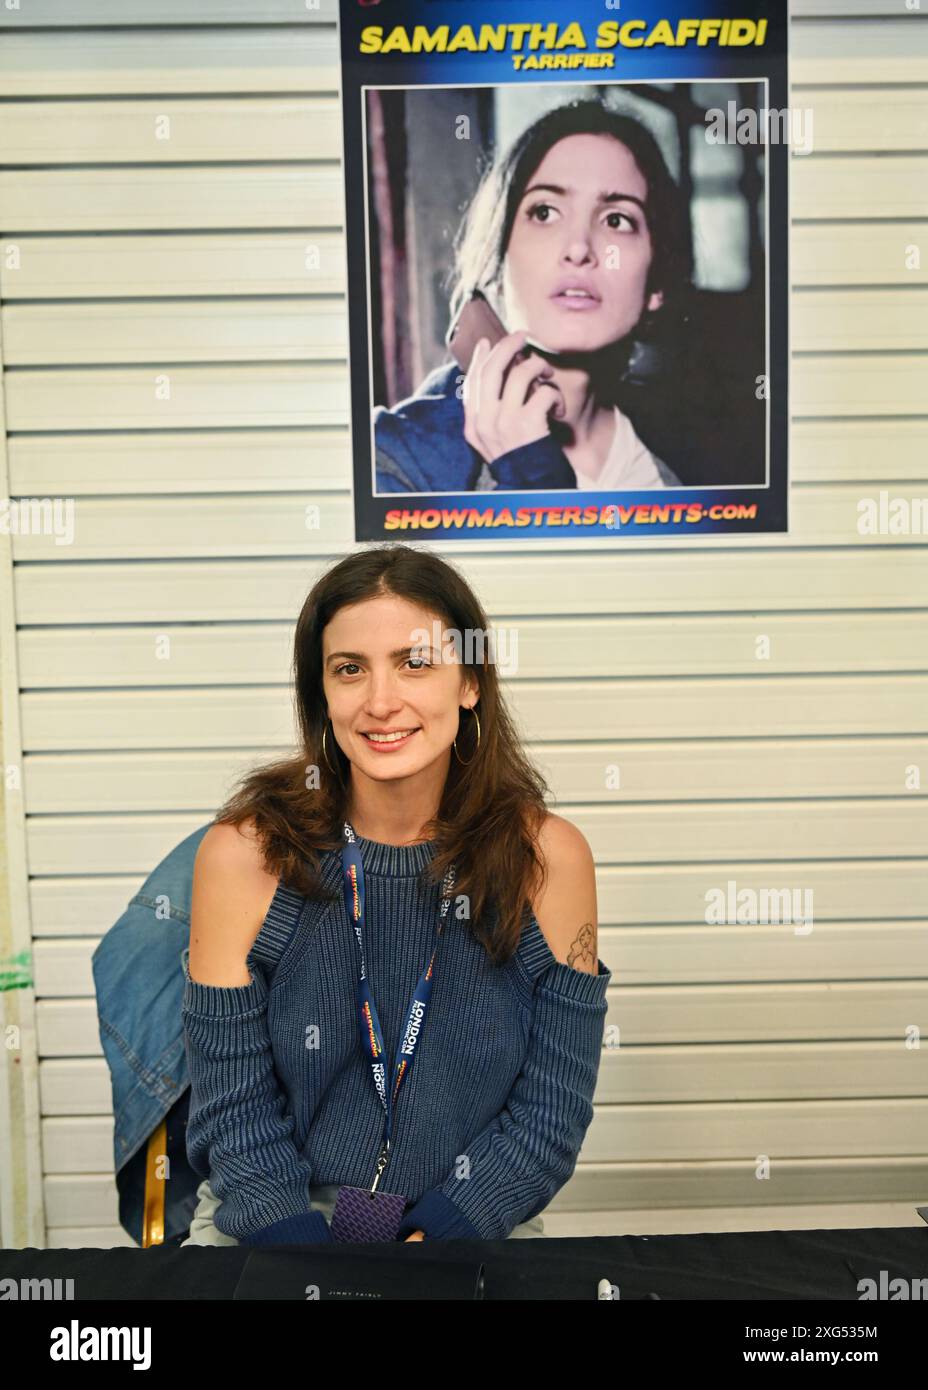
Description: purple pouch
xmin=329 ymin=1185 xmax=408 ymax=1243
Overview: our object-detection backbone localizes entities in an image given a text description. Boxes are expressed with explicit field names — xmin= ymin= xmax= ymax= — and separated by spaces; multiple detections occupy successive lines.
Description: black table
xmin=2 ymin=1224 xmax=926 ymax=1300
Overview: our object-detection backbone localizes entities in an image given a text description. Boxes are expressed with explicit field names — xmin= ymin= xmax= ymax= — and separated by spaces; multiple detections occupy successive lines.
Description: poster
xmin=337 ymin=2 xmax=789 ymax=542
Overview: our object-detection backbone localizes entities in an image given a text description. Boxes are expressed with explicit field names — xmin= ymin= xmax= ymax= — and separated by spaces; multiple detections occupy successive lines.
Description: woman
xmin=182 ymin=544 xmax=611 ymax=1245
xmin=374 ymin=98 xmax=691 ymax=495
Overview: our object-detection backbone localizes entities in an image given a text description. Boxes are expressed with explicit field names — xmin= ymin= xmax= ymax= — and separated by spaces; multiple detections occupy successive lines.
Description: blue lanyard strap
xmin=341 ymin=821 xmax=456 ymax=1190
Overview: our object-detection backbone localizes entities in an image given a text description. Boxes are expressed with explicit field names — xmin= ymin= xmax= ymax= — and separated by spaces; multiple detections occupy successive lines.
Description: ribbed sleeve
xmin=488 ymin=435 xmax=578 ymax=490
xmin=181 ymin=949 xmax=333 ymax=1245
xmin=397 ymin=950 xmax=611 ymax=1240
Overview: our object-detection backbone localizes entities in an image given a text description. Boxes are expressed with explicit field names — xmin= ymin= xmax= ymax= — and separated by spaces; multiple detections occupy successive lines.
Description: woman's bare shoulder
xmin=189 ymin=818 xmax=280 ymax=985
xmin=529 ymin=813 xmax=599 ymax=973
xmin=534 ymin=811 xmax=594 ymax=863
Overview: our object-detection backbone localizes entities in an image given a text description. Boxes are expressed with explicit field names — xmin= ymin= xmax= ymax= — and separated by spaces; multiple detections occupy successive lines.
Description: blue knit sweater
xmin=182 ymin=834 xmax=611 ymax=1245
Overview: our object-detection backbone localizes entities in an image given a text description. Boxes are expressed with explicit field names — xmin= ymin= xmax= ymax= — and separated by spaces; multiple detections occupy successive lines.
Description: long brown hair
xmin=214 ymin=544 xmax=551 ymax=965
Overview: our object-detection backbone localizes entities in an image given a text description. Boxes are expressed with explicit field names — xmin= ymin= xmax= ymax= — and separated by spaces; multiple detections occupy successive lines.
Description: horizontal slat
xmin=792 ymin=355 xmax=928 ymax=414
xmin=791 ymin=156 xmax=928 ymax=218
xmin=2 ymin=300 xmax=351 ymax=365
xmin=23 ymin=803 xmax=928 ymax=870
xmin=22 ymin=738 xmax=928 ymax=813
xmin=0 ymin=98 xmax=340 ymax=164
xmin=0 ymin=168 xmax=345 ymax=232
xmin=794 ymin=0 xmax=920 ymax=13
xmin=1 ymin=157 xmax=923 ymax=234
xmin=791 ymin=226 xmax=928 ymax=287
xmin=46 ymin=1225 xmax=136 ymax=1249
xmin=10 ymin=430 xmax=350 ymax=494
xmin=4 ymin=290 xmax=927 ymax=363
xmin=793 ymin=289 xmax=928 ymax=352
xmin=791 ymin=19 xmax=928 ymax=83
xmin=4 ymin=364 xmax=348 ymax=429
xmin=6 ymin=360 xmax=927 ymax=431
xmin=1 ymin=91 xmax=923 ymax=164
xmin=592 ymin=921 xmax=928 ymax=984
xmin=0 ymin=0 xmax=335 ymax=22
xmin=539 ymin=1201 xmax=928 ymax=1237
xmin=5 ymin=227 xmax=924 ymax=302
xmin=16 ymin=614 xmax=928 ymax=687
xmin=12 ymin=548 xmax=928 ymax=626
xmin=32 ymin=918 xmax=928 ymax=994
xmin=582 ymin=1098 xmax=928 ymax=1159
xmin=1 ymin=300 xmax=348 ymax=365
xmin=19 ymin=677 xmax=928 ymax=752
xmin=8 ymin=486 xmax=928 ymax=556
xmin=0 ymin=233 xmax=347 ymax=299
xmin=8 ymin=421 xmax=928 ymax=494
xmin=793 ymin=87 xmax=928 ymax=152
xmin=43 ymin=1175 xmax=119 ymax=1230
xmin=28 ymin=858 xmax=928 ymax=936
xmin=0 ymin=28 xmax=339 ymax=97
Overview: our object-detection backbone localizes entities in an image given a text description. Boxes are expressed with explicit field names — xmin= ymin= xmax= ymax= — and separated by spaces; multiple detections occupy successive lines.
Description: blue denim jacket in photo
xmin=91 ymin=822 xmax=212 ymax=1243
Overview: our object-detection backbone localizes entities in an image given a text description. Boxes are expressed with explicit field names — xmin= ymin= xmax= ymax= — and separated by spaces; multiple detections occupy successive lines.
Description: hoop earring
xmin=453 ymin=707 xmax=481 ymax=766
xmin=322 ymin=719 xmax=338 ymax=775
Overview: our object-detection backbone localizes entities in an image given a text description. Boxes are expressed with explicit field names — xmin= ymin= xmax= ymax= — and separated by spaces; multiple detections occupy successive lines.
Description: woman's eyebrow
xmin=325 ymin=645 xmax=436 ymax=665
xmin=522 ymin=181 xmax=646 ymax=212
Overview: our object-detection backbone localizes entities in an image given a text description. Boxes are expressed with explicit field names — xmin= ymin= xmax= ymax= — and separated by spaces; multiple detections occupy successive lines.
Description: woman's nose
xmin=561 ymin=232 xmax=596 ymax=265
xmin=364 ymin=675 xmax=402 ymax=710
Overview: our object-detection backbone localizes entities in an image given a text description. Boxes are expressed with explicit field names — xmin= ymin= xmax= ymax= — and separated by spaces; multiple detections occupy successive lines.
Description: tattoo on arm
xmin=566 ymin=921 xmax=596 ymax=972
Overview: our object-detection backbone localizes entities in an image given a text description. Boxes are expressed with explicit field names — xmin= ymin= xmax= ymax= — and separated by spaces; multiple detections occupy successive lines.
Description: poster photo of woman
xmin=365 ymin=83 xmax=771 ymax=501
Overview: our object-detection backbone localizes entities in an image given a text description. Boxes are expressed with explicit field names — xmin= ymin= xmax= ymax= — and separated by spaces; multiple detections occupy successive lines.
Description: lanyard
xmin=341 ymin=820 xmax=456 ymax=1193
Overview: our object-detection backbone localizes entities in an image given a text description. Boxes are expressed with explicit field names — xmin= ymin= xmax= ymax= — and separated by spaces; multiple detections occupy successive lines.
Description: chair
xmin=142 ymin=1119 xmax=168 ymax=1247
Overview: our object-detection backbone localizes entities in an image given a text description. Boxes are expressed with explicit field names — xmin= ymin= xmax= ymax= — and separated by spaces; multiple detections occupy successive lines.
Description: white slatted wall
xmin=0 ymin=0 xmax=926 ymax=1247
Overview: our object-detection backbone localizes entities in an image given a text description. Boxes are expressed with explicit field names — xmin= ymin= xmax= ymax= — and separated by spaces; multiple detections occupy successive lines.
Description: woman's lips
xmin=360 ymin=728 xmax=420 ymax=752
xmin=550 ymin=291 xmax=602 ymax=311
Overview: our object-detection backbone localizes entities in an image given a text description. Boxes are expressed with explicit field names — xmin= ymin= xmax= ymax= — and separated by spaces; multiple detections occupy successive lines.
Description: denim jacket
xmin=375 ymin=360 xmax=682 ymax=493
xmin=92 ymin=822 xmax=213 ymax=1244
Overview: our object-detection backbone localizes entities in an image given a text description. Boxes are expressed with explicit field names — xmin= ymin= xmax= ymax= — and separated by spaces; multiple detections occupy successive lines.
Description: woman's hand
xmin=404 ymin=1229 xmax=425 ymax=1242
xmin=462 ymin=330 xmax=565 ymax=465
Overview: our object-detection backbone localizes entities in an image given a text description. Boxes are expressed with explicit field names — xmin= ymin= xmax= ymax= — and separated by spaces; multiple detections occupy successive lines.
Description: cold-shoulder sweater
xmin=181 ymin=834 xmax=611 ymax=1245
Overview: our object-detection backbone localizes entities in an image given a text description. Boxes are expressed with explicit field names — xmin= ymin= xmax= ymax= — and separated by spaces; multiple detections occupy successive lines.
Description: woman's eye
xmin=525 ymin=201 xmax=560 ymax=224
xmin=334 ymin=659 xmax=431 ymax=675
xmin=603 ymin=210 xmax=637 ymax=232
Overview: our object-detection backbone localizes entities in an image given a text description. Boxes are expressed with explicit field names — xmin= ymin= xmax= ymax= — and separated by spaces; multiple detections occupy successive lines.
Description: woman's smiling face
xmin=501 ymin=131 xmax=663 ymax=353
xmin=321 ymin=594 xmax=477 ymax=786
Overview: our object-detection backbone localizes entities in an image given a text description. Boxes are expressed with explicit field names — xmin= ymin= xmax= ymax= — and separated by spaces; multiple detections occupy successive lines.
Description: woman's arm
xmin=374 ymin=410 xmax=484 ymax=493
xmin=376 ymin=431 xmax=577 ymax=494
xmin=396 ymin=816 xmax=609 ymax=1240
xmin=183 ymin=820 xmax=333 ymax=1245
xmin=372 ymin=352 xmax=577 ymax=493
xmin=486 ymin=434 xmax=578 ymax=491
